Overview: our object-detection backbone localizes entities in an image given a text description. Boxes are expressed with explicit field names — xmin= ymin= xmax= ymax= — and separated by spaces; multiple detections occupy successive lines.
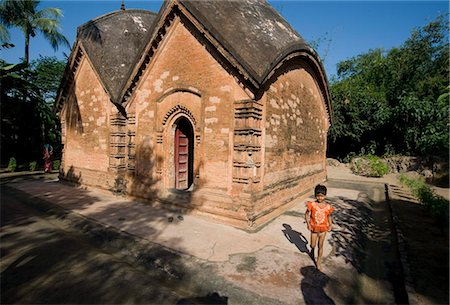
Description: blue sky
xmin=1 ymin=1 xmax=448 ymax=78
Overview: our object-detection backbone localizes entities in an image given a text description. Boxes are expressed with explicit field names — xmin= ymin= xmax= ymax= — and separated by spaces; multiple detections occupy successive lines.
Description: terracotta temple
xmin=55 ymin=0 xmax=332 ymax=230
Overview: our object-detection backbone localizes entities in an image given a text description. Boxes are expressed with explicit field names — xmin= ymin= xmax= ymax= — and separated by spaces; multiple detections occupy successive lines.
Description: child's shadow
xmin=300 ymin=266 xmax=335 ymax=305
xmin=282 ymin=223 xmax=310 ymax=255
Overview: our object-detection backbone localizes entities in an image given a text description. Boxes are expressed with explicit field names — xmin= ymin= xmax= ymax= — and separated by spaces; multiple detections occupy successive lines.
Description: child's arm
xmin=305 ymin=210 xmax=311 ymax=231
xmin=327 ymin=214 xmax=333 ymax=231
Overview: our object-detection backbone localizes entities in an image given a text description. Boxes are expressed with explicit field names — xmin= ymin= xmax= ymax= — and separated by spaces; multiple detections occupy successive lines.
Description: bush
xmin=53 ymin=160 xmax=60 ymax=170
xmin=29 ymin=161 xmax=37 ymax=171
xmin=350 ymin=155 xmax=389 ymax=177
xmin=7 ymin=157 xmax=17 ymax=172
xmin=399 ymin=174 xmax=449 ymax=229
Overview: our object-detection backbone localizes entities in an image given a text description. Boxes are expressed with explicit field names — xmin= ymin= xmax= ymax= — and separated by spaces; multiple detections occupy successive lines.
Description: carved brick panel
xmin=233 ymin=100 xmax=262 ymax=184
xmin=109 ymin=114 xmax=127 ymax=172
xmin=127 ymin=115 xmax=136 ymax=173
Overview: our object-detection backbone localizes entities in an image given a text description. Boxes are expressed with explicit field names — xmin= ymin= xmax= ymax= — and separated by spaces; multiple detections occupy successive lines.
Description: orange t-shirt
xmin=307 ymin=201 xmax=334 ymax=232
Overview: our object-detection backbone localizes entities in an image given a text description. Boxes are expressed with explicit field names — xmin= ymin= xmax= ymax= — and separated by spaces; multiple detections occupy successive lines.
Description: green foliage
xmin=30 ymin=56 xmax=66 ymax=102
xmin=0 ymin=0 xmax=70 ymax=63
xmin=7 ymin=157 xmax=16 ymax=172
xmin=53 ymin=160 xmax=60 ymax=170
xmin=1 ymin=57 xmax=65 ymax=164
xmin=399 ymin=174 xmax=449 ymax=229
xmin=329 ymin=15 xmax=449 ymax=160
xmin=29 ymin=161 xmax=37 ymax=171
xmin=350 ymin=155 xmax=389 ymax=177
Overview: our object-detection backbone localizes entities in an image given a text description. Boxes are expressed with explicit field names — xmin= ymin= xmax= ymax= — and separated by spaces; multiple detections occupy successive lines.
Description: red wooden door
xmin=174 ymin=127 xmax=189 ymax=189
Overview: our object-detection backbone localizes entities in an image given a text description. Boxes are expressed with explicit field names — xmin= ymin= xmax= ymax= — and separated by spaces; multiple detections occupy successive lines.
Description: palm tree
xmin=0 ymin=0 xmax=70 ymax=64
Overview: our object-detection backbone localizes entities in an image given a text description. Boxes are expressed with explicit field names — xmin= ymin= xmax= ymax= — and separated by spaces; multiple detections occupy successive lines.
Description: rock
xmin=327 ymin=158 xmax=341 ymax=167
xmin=403 ymin=171 xmax=421 ymax=180
xmin=383 ymin=156 xmax=421 ymax=174
xmin=421 ymin=169 xmax=433 ymax=179
xmin=168 ymin=217 xmax=174 ymax=223
xmin=177 ymin=215 xmax=184 ymax=221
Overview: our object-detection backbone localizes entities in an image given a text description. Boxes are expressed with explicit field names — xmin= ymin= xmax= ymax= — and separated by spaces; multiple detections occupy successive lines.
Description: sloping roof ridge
xmin=118 ymin=1 xmax=176 ymax=106
xmin=118 ymin=0 xmax=330 ymax=117
xmin=176 ymin=0 xmax=317 ymax=84
xmin=177 ymin=0 xmax=259 ymax=85
xmin=77 ymin=40 xmax=117 ymax=101
xmin=77 ymin=9 xmax=157 ymax=33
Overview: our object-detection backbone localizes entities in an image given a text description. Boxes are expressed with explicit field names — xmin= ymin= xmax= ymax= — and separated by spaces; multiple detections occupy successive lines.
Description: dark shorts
xmin=311 ymin=231 xmax=327 ymax=236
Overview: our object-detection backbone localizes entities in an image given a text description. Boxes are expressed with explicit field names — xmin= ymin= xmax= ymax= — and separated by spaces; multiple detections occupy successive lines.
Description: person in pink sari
xmin=43 ymin=144 xmax=53 ymax=173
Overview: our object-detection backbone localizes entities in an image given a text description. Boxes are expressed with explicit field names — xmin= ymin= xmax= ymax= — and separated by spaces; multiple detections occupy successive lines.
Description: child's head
xmin=314 ymin=184 xmax=327 ymax=202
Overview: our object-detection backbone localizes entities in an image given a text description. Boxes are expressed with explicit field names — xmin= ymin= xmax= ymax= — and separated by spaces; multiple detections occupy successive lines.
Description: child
xmin=305 ymin=184 xmax=334 ymax=271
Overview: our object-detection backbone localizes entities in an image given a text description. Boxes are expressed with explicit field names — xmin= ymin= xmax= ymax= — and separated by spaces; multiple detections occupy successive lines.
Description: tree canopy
xmin=0 ymin=0 xmax=69 ymax=64
xmin=1 ymin=56 xmax=66 ymax=164
xmin=328 ymin=15 xmax=449 ymax=160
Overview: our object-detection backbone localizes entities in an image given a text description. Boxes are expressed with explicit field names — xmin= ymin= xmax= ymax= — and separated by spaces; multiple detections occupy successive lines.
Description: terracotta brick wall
xmin=263 ymin=66 xmax=328 ymax=190
xmin=126 ymin=17 xmax=248 ymax=199
xmin=60 ymin=16 xmax=330 ymax=231
xmin=61 ymin=57 xmax=112 ymax=178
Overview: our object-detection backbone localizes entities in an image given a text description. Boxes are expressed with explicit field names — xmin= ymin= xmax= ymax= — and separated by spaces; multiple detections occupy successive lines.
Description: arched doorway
xmin=173 ymin=117 xmax=194 ymax=190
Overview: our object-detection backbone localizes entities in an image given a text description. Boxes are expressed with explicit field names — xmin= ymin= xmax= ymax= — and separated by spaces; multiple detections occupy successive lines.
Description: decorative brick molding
xmin=232 ymin=100 xmax=263 ymax=184
xmin=156 ymin=132 xmax=163 ymax=144
xmin=109 ymin=114 xmax=127 ymax=172
xmin=127 ymin=115 xmax=136 ymax=173
xmin=162 ymin=104 xmax=197 ymax=127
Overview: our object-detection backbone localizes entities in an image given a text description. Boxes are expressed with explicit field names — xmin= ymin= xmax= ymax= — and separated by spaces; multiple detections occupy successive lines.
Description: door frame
xmin=170 ymin=115 xmax=194 ymax=190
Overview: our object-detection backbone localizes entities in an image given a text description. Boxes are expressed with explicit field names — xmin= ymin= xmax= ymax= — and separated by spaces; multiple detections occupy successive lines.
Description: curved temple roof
xmin=76 ymin=9 xmax=158 ymax=103
xmin=57 ymin=0 xmax=330 ymax=121
xmin=178 ymin=0 xmax=317 ymax=84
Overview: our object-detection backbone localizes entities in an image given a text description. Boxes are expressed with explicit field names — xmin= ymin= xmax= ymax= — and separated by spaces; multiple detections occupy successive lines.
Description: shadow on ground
xmin=320 ymin=181 xmax=408 ymax=304
xmin=176 ymin=292 xmax=228 ymax=305
xmin=300 ymin=266 xmax=335 ymax=305
xmin=389 ymin=184 xmax=449 ymax=305
xmin=0 ymin=181 xmax=223 ymax=304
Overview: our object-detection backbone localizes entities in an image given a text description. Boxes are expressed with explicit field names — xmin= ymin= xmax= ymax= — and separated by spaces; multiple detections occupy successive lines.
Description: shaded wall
xmin=61 ymin=57 xmax=114 ymax=188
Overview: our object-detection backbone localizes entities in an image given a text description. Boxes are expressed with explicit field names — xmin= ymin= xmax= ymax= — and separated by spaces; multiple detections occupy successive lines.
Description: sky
xmin=1 ymin=1 xmax=448 ymax=78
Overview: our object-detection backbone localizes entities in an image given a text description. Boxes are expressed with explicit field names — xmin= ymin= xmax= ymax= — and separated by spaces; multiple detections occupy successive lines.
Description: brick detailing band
xmin=109 ymin=114 xmax=127 ymax=172
xmin=232 ymin=100 xmax=263 ymax=184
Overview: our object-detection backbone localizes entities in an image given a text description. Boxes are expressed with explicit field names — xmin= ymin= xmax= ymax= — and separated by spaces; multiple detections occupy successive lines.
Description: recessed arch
xmin=162 ymin=104 xmax=197 ymax=127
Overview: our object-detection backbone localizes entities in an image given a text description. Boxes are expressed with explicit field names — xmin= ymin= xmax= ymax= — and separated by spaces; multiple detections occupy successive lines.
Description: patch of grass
xmin=7 ymin=157 xmax=17 ymax=172
xmin=399 ymin=174 xmax=449 ymax=230
xmin=351 ymin=155 xmax=389 ymax=177
xmin=53 ymin=160 xmax=60 ymax=170
xmin=29 ymin=161 xmax=37 ymax=171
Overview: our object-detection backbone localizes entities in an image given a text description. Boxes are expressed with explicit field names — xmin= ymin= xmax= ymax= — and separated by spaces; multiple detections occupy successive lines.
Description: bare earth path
xmin=1 ymin=168 xmax=448 ymax=304
xmin=329 ymin=164 xmax=449 ymax=305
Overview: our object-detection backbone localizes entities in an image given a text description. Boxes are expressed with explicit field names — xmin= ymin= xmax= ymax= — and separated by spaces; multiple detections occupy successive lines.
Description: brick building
xmin=55 ymin=0 xmax=332 ymax=230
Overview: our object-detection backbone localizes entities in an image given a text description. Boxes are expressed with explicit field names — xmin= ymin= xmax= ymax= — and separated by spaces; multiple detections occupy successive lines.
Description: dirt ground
xmin=2 ymin=167 xmax=449 ymax=304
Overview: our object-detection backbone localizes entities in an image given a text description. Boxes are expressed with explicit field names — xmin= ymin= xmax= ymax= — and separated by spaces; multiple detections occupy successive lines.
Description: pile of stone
xmin=327 ymin=156 xmax=449 ymax=184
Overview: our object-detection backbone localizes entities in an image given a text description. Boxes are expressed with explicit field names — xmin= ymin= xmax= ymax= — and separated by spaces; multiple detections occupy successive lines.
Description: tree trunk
xmin=25 ymin=33 xmax=30 ymax=64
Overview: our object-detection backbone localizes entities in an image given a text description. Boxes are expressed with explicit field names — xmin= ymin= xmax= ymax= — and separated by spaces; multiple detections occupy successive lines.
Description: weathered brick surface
xmin=61 ymin=57 xmax=112 ymax=174
xmin=263 ymin=66 xmax=328 ymax=185
xmin=60 ymin=17 xmax=329 ymax=230
xmin=126 ymin=17 xmax=248 ymax=198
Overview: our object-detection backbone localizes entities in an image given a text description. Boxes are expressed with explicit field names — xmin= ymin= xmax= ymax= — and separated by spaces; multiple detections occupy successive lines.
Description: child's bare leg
xmin=310 ymin=232 xmax=318 ymax=264
xmin=317 ymin=232 xmax=327 ymax=270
